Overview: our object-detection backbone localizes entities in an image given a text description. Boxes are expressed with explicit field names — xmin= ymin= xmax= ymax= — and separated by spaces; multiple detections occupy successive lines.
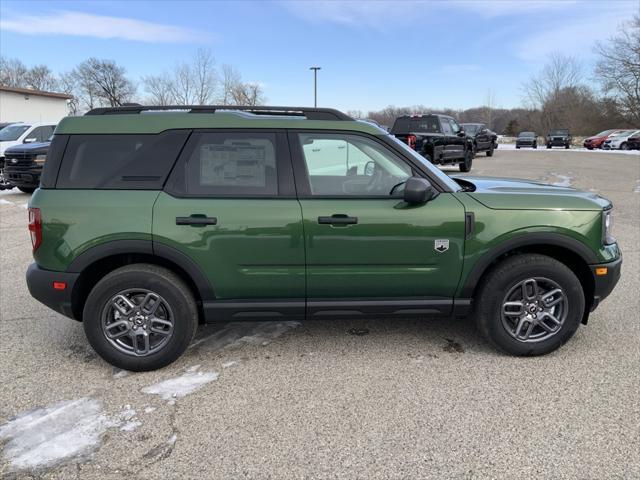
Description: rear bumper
xmin=589 ymin=256 xmax=622 ymax=311
xmin=26 ymin=263 xmax=79 ymax=320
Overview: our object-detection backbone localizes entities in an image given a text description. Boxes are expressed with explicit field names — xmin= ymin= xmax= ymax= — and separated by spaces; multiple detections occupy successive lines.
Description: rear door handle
xmin=318 ymin=214 xmax=358 ymax=225
xmin=176 ymin=215 xmax=217 ymax=226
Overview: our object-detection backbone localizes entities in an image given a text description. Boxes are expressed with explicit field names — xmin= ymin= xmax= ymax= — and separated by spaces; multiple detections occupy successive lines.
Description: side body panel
xmin=152 ymin=193 xmax=305 ymax=300
xmin=30 ymin=189 xmax=159 ymax=271
xmin=454 ymin=193 xmax=620 ymax=297
xmin=299 ymin=194 xmax=466 ymax=299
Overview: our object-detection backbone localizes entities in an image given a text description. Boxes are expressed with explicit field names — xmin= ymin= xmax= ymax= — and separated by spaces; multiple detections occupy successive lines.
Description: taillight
xmin=28 ymin=207 xmax=42 ymax=252
xmin=408 ymin=134 xmax=417 ymax=150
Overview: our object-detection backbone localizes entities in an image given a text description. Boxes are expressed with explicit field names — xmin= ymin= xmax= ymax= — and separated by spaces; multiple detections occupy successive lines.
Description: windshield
xmin=595 ymin=130 xmax=618 ymax=137
xmin=462 ymin=124 xmax=481 ymax=135
xmin=518 ymin=132 xmax=536 ymax=137
xmin=0 ymin=125 xmax=29 ymax=142
xmin=386 ymin=134 xmax=461 ymax=192
xmin=549 ymin=129 xmax=568 ymax=135
xmin=610 ymin=130 xmax=635 ymax=137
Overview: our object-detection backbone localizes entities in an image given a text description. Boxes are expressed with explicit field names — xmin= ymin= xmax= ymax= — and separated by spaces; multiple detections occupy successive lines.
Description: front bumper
xmin=4 ymin=166 xmax=41 ymax=188
xmin=548 ymin=138 xmax=569 ymax=146
xmin=26 ymin=263 xmax=80 ymax=320
xmin=589 ymin=255 xmax=622 ymax=312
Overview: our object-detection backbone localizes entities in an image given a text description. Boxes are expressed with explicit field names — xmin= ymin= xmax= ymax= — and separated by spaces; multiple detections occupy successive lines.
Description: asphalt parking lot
xmin=1 ymin=148 xmax=639 ymax=479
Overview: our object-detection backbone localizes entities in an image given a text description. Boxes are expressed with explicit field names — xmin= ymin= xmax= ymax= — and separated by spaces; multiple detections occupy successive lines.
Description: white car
xmin=602 ymin=129 xmax=640 ymax=150
xmin=0 ymin=122 xmax=57 ymax=160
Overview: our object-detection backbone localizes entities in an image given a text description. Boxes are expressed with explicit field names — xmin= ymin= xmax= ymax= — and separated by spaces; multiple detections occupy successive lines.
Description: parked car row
xmin=583 ymin=129 xmax=640 ymax=150
xmin=0 ymin=121 xmax=56 ymax=192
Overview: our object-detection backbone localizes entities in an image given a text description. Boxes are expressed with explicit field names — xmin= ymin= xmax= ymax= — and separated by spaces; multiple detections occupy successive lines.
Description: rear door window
xmin=167 ymin=131 xmax=284 ymax=196
xmin=56 ymin=130 xmax=190 ymax=189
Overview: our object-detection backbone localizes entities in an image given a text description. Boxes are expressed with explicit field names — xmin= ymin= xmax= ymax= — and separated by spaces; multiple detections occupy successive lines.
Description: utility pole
xmin=310 ymin=66 xmax=321 ymax=107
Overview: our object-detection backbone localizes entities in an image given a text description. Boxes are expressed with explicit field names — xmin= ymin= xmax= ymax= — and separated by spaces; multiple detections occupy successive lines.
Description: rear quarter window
xmin=56 ymin=131 xmax=190 ymax=189
xmin=391 ymin=117 xmax=441 ymax=135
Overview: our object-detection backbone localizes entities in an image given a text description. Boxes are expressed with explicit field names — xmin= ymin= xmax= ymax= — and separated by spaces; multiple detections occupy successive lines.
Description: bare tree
xmin=231 ymin=82 xmax=265 ymax=106
xmin=74 ymin=58 xmax=135 ymax=107
xmin=219 ymin=64 xmax=242 ymax=105
xmin=24 ymin=65 xmax=58 ymax=91
xmin=522 ymin=53 xmax=584 ymax=132
xmin=0 ymin=56 xmax=28 ymax=87
xmin=594 ymin=15 xmax=640 ymax=123
xmin=143 ymin=74 xmax=174 ymax=105
xmin=58 ymin=72 xmax=80 ymax=115
xmin=168 ymin=49 xmax=217 ymax=105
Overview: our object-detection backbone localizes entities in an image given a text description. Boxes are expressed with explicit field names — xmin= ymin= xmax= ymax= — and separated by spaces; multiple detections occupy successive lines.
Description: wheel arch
xmin=67 ymin=240 xmax=215 ymax=322
xmin=462 ymin=234 xmax=596 ymax=323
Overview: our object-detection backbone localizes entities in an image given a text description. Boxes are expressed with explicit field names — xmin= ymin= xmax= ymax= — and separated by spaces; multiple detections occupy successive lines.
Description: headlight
xmin=603 ymin=209 xmax=615 ymax=245
xmin=34 ymin=154 xmax=47 ymax=165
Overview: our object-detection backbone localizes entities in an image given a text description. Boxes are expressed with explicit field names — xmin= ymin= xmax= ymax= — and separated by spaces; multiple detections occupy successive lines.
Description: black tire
xmin=475 ymin=254 xmax=584 ymax=356
xmin=18 ymin=187 xmax=36 ymax=194
xmin=533 ymin=143 xmax=538 ymax=149
xmin=423 ymin=153 xmax=433 ymax=164
xmin=586 ymin=146 xmax=593 ymax=150
xmin=516 ymin=146 xmax=520 ymax=149
xmin=620 ymin=142 xmax=628 ymax=150
xmin=546 ymin=144 xmax=551 ymax=149
xmin=459 ymin=150 xmax=473 ymax=172
xmin=565 ymin=144 xmax=570 ymax=149
xmin=486 ymin=146 xmax=494 ymax=157
xmin=83 ymin=264 xmax=198 ymax=371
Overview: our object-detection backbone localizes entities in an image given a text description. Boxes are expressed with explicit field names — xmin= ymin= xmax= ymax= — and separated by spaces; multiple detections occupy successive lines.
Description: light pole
xmin=310 ymin=66 xmax=321 ymax=107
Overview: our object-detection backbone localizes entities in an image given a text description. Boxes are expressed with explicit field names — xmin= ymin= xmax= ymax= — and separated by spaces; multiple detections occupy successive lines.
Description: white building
xmin=0 ymin=86 xmax=72 ymax=124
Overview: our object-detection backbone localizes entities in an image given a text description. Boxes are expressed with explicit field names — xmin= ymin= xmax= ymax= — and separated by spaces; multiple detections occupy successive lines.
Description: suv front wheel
xmin=83 ymin=264 xmax=198 ymax=371
xmin=475 ymin=254 xmax=584 ymax=356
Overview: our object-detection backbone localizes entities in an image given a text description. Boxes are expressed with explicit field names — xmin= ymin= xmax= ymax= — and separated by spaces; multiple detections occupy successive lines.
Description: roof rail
xmin=84 ymin=105 xmax=353 ymax=121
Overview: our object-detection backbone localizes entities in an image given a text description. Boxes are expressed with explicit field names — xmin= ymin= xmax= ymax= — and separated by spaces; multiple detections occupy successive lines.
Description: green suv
xmin=26 ymin=106 xmax=622 ymax=371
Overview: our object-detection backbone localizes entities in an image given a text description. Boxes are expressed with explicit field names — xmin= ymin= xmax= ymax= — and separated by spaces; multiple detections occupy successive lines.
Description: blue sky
xmin=1 ymin=0 xmax=637 ymax=111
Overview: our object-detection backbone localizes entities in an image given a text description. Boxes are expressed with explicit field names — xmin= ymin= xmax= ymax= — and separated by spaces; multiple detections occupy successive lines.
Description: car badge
xmin=434 ymin=239 xmax=449 ymax=253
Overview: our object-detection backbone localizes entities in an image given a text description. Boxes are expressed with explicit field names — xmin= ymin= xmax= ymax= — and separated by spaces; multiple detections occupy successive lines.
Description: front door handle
xmin=176 ymin=215 xmax=217 ymax=226
xmin=318 ymin=214 xmax=358 ymax=225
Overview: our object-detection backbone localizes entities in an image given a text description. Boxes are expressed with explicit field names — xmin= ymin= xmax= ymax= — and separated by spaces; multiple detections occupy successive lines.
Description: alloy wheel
xmin=500 ymin=277 xmax=568 ymax=343
xmin=101 ymin=289 xmax=174 ymax=356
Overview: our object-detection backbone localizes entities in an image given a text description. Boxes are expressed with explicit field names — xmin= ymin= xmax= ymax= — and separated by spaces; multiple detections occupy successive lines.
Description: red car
xmin=583 ymin=129 xmax=623 ymax=149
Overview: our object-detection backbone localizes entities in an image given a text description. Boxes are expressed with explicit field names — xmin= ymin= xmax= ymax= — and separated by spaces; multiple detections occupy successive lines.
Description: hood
xmin=585 ymin=135 xmax=605 ymax=141
xmin=453 ymin=175 xmax=610 ymax=211
xmin=3 ymin=142 xmax=50 ymax=155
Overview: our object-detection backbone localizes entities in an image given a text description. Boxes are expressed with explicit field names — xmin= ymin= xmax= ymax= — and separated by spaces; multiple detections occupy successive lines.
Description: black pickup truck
xmin=461 ymin=123 xmax=498 ymax=156
xmin=391 ymin=114 xmax=474 ymax=172
xmin=2 ymin=140 xmax=50 ymax=193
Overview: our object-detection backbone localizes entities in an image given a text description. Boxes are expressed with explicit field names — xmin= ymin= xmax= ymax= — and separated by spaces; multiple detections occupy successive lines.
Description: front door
xmin=290 ymin=131 xmax=466 ymax=318
xmin=153 ymin=130 xmax=305 ymax=321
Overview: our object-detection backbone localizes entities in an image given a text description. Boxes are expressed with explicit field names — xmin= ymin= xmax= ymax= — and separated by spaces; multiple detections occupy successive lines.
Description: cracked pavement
xmin=1 ymin=149 xmax=639 ymax=479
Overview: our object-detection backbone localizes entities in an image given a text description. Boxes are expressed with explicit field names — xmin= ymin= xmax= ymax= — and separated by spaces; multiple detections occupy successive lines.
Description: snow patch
xmin=141 ymin=366 xmax=218 ymax=404
xmin=634 ymin=180 xmax=640 ymax=193
xmin=0 ymin=198 xmax=13 ymax=205
xmin=189 ymin=321 xmax=301 ymax=351
xmin=549 ymin=173 xmax=573 ymax=187
xmin=0 ymin=398 xmax=139 ymax=472
xmin=0 ymin=187 xmax=19 ymax=196
xmin=222 ymin=361 xmax=238 ymax=369
xmin=113 ymin=369 xmax=130 ymax=379
xmin=144 ymin=406 xmax=156 ymax=414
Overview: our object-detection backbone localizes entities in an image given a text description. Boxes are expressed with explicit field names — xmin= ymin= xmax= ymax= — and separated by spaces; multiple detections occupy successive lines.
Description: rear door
xmin=290 ymin=130 xmax=466 ymax=318
xmin=446 ymin=118 xmax=466 ymax=160
xmin=153 ymin=130 xmax=305 ymax=321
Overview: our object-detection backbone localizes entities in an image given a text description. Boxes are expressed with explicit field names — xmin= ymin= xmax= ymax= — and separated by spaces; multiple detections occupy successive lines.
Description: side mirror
xmin=23 ymin=137 xmax=37 ymax=144
xmin=403 ymin=177 xmax=437 ymax=204
xmin=457 ymin=129 xmax=466 ymax=137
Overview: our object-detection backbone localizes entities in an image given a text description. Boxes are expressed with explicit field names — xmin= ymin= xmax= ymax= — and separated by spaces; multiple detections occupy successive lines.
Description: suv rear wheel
xmin=486 ymin=146 xmax=494 ymax=157
xmin=83 ymin=264 xmax=198 ymax=371
xmin=475 ymin=254 xmax=584 ymax=356
xmin=459 ymin=150 xmax=473 ymax=172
